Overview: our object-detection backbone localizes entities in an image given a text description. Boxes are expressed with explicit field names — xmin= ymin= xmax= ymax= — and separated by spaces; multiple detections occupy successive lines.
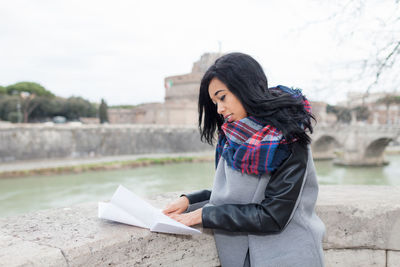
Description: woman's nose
xmin=217 ymin=103 xmax=225 ymax=114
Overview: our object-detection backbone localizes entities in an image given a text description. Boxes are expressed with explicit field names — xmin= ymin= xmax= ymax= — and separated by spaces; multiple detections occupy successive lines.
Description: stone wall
xmin=0 ymin=186 xmax=399 ymax=266
xmin=0 ymin=124 xmax=212 ymax=162
xmin=164 ymin=73 xmax=203 ymax=102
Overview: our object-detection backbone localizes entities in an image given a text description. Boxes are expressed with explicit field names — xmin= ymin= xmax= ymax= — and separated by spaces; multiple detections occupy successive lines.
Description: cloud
xmin=1 ymin=0 xmax=393 ymax=105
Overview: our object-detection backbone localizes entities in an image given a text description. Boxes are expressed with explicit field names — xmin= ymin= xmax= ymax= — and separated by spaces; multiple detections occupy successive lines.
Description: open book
xmin=98 ymin=185 xmax=201 ymax=235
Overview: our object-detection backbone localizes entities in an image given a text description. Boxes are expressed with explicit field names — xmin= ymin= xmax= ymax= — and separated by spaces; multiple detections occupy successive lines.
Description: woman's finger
xmin=168 ymin=213 xmax=190 ymax=226
xmin=169 ymin=214 xmax=180 ymax=221
xmin=162 ymin=203 xmax=178 ymax=214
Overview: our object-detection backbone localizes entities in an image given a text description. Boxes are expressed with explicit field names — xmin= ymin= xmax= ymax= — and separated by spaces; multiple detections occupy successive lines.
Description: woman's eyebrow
xmin=214 ymin=89 xmax=225 ymax=96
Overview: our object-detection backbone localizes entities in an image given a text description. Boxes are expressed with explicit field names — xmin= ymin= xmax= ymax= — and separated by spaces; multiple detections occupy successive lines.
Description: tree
xmin=353 ymin=105 xmax=370 ymax=121
xmin=99 ymin=98 xmax=109 ymax=124
xmin=377 ymin=95 xmax=400 ymax=106
xmin=0 ymin=95 xmax=19 ymax=121
xmin=0 ymin=86 xmax=6 ymax=95
xmin=29 ymin=97 xmax=66 ymax=121
xmin=326 ymin=105 xmax=352 ymax=123
xmin=7 ymin=111 xmax=23 ymax=123
xmin=327 ymin=104 xmax=372 ymax=123
xmin=6 ymin=82 xmax=54 ymax=122
xmin=1 ymin=82 xmax=99 ymax=122
xmin=64 ymin=97 xmax=97 ymax=120
xmin=305 ymin=1 xmax=400 ymax=99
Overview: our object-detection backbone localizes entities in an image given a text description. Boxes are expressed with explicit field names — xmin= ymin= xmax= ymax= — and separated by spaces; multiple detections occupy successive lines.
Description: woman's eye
xmin=220 ymin=95 xmax=225 ymax=101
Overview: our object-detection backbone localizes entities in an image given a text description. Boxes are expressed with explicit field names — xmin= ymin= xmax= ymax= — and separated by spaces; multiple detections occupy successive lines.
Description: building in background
xmin=339 ymin=92 xmax=400 ymax=125
xmin=108 ymin=53 xmax=223 ymax=125
xmin=108 ymin=52 xmax=344 ymax=126
xmin=310 ymin=101 xmax=337 ymax=125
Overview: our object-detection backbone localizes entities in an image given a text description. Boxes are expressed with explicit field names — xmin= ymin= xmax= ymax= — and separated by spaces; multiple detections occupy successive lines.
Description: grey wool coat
xmin=187 ymin=146 xmax=325 ymax=267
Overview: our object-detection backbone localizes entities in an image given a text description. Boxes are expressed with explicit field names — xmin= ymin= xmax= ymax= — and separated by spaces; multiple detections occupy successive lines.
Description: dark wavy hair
xmin=198 ymin=52 xmax=315 ymax=145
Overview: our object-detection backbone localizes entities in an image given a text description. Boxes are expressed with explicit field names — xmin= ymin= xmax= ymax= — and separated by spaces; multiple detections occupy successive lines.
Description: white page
xmin=98 ymin=202 xmax=147 ymax=228
xmin=99 ymin=185 xmax=202 ymax=235
xmin=151 ymin=210 xmax=201 ymax=235
xmin=110 ymin=185 xmax=159 ymax=228
xmin=151 ymin=222 xmax=201 ymax=235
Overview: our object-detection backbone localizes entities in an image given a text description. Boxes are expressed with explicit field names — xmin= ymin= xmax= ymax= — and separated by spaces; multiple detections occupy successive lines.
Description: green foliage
xmin=326 ymin=105 xmax=352 ymax=123
xmin=0 ymin=86 xmax=6 ymax=95
xmin=29 ymin=97 xmax=98 ymax=121
xmin=377 ymin=95 xmax=400 ymax=106
xmin=99 ymin=99 xmax=109 ymax=123
xmin=7 ymin=111 xmax=23 ymax=123
xmin=0 ymin=82 xmax=98 ymax=122
xmin=0 ymin=95 xmax=19 ymax=121
xmin=326 ymin=104 xmax=335 ymax=114
xmin=4 ymin=82 xmax=55 ymax=122
xmin=30 ymin=97 xmax=64 ymax=119
xmin=64 ymin=97 xmax=97 ymax=120
xmin=327 ymin=104 xmax=372 ymax=122
xmin=353 ymin=105 xmax=370 ymax=121
xmin=109 ymin=104 xmax=136 ymax=109
xmin=0 ymin=155 xmax=213 ymax=178
xmin=6 ymin=82 xmax=54 ymax=97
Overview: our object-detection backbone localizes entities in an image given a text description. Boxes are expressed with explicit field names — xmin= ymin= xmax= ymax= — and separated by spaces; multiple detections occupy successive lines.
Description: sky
xmin=0 ymin=0 xmax=398 ymax=105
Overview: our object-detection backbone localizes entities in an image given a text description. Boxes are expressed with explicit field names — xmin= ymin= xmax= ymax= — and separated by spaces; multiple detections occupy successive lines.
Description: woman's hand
xmin=162 ymin=196 xmax=189 ymax=215
xmin=168 ymin=208 xmax=202 ymax=226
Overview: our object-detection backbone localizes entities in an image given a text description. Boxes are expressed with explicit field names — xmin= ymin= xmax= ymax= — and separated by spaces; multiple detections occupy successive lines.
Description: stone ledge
xmin=317 ymin=186 xmax=400 ymax=250
xmin=324 ymin=249 xmax=386 ymax=267
xmin=0 ymin=186 xmax=399 ymax=266
xmin=0 ymin=193 xmax=219 ymax=267
xmin=387 ymin=251 xmax=400 ymax=267
xmin=0 ymin=234 xmax=68 ymax=266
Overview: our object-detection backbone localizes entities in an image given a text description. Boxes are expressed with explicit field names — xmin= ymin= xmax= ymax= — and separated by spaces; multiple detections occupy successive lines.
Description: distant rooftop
xmin=191 ymin=52 xmax=224 ymax=73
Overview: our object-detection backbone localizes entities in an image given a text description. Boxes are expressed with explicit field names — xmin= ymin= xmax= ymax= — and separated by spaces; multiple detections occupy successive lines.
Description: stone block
xmin=0 ymin=234 xmax=67 ymax=266
xmin=324 ymin=249 xmax=385 ymax=267
xmin=387 ymin=250 xmax=400 ymax=267
xmin=0 ymin=192 xmax=219 ymax=266
xmin=317 ymin=186 xmax=400 ymax=250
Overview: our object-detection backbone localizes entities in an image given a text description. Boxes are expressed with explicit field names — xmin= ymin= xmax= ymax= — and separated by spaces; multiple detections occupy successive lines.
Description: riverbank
xmin=0 ymin=152 xmax=214 ymax=179
xmin=2 ymin=149 xmax=399 ymax=179
xmin=385 ymin=145 xmax=400 ymax=155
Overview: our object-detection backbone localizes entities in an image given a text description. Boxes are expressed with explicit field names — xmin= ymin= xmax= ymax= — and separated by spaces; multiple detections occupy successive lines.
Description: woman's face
xmin=208 ymin=78 xmax=247 ymax=123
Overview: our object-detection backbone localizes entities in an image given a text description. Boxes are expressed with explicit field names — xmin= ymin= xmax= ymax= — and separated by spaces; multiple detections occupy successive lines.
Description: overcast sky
xmin=0 ymin=0 xmax=396 ymax=105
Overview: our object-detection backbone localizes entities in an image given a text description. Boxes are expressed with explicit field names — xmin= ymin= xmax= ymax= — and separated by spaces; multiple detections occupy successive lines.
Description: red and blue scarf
xmin=215 ymin=85 xmax=311 ymax=175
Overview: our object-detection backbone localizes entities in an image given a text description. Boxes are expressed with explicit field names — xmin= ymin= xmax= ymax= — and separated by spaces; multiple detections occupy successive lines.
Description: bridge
xmin=311 ymin=123 xmax=400 ymax=166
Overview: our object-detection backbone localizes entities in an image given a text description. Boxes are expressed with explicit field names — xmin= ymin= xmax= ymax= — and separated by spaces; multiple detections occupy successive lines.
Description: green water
xmin=1 ymin=155 xmax=399 ymax=218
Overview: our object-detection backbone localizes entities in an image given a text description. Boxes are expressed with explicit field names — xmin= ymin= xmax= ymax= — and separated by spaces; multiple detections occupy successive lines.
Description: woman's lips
xmin=224 ymin=114 xmax=233 ymax=122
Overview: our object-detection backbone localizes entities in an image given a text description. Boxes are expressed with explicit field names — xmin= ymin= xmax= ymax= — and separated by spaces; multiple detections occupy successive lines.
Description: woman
xmin=163 ymin=52 xmax=325 ymax=267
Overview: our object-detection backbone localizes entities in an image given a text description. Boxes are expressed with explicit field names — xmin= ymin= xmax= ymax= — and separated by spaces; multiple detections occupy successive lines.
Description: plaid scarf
xmin=215 ymin=85 xmax=311 ymax=175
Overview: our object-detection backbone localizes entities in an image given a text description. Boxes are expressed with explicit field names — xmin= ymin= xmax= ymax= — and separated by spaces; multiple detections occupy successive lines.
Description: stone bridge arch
xmin=312 ymin=124 xmax=399 ymax=166
xmin=363 ymin=137 xmax=393 ymax=166
xmin=312 ymin=135 xmax=342 ymax=160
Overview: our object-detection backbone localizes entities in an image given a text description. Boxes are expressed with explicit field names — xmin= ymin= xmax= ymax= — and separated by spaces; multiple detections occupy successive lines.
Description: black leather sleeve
xmin=201 ymin=142 xmax=308 ymax=234
xmin=181 ymin=189 xmax=212 ymax=205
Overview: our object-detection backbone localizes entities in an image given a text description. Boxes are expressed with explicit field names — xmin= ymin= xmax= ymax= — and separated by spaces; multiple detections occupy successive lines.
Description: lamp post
xmin=11 ymin=90 xmax=22 ymax=123
xmin=16 ymin=102 xmax=21 ymax=123
xmin=19 ymin=91 xmax=31 ymax=123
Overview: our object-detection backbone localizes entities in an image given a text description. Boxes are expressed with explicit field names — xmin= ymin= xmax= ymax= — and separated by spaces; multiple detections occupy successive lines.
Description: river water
xmin=1 ymin=155 xmax=399 ymax=218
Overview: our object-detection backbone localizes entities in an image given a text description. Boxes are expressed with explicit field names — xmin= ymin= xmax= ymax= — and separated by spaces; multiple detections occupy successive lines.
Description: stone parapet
xmin=0 ymin=186 xmax=399 ymax=266
xmin=0 ymin=125 xmax=212 ymax=162
xmin=318 ymin=186 xmax=400 ymax=250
